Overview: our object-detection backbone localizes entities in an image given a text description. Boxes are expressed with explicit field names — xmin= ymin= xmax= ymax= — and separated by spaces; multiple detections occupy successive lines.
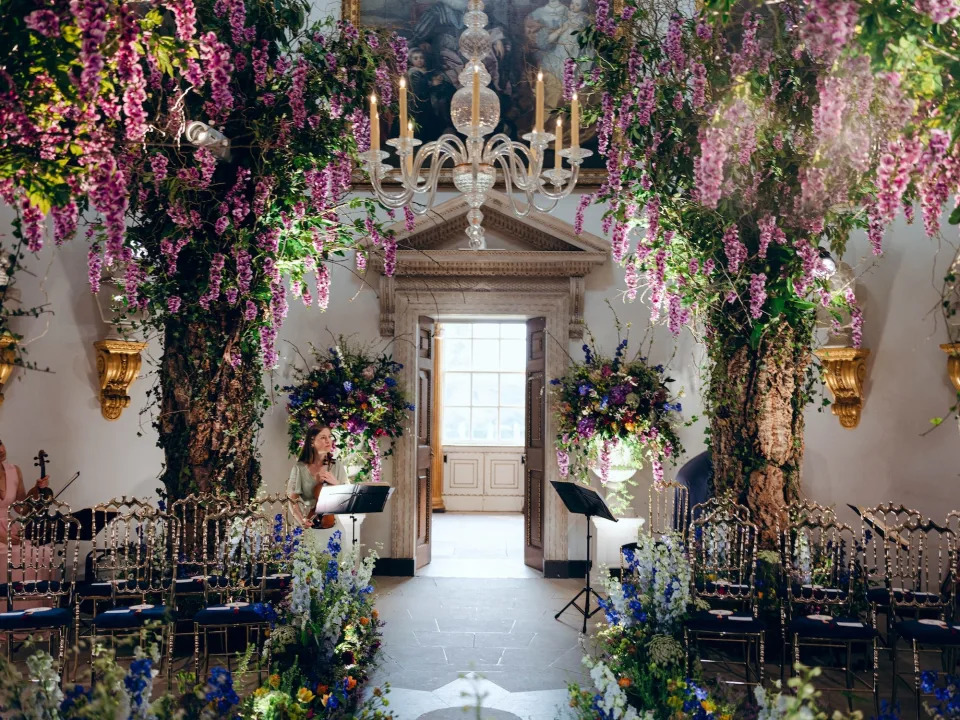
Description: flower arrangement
xmin=551 ymin=330 xmax=682 ymax=514
xmin=286 ymin=340 xmax=413 ymax=482
xmin=922 ymin=672 xmax=960 ymax=719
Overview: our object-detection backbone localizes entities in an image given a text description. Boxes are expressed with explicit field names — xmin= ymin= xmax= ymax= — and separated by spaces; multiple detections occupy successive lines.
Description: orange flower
xmin=618 ymin=677 xmax=632 ymax=688
xmin=371 ymin=609 xmax=379 ymax=620
xmin=346 ymin=676 xmax=357 ymax=691
xmin=316 ymin=684 xmax=329 ymax=695
xmin=359 ymin=616 xmax=370 ymax=626
xmin=321 ymin=693 xmax=331 ymax=707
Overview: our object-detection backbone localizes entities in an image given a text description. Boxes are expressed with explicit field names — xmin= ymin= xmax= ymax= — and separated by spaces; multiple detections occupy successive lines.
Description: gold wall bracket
xmin=940 ymin=343 xmax=960 ymax=393
xmin=94 ymin=339 xmax=148 ymax=421
xmin=815 ymin=347 xmax=870 ymax=430
xmin=0 ymin=334 xmax=17 ymax=407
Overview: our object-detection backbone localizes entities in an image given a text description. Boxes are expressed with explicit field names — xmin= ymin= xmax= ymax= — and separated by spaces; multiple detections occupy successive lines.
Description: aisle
xmin=368 ymin=576 xmax=601 ymax=719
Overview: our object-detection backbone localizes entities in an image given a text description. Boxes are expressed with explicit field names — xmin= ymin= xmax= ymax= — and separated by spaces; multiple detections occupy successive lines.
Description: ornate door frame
xmin=372 ymin=191 xmax=608 ymax=570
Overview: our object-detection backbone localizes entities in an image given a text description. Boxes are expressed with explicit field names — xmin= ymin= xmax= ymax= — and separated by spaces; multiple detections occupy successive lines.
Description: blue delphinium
xmin=60 ymin=685 xmax=91 ymax=714
xmin=205 ymin=667 xmax=240 ymax=713
xmin=327 ymin=529 xmax=342 ymax=557
xmin=872 ymin=701 xmax=901 ymax=720
xmin=326 ymin=559 xmax=340 ymax=582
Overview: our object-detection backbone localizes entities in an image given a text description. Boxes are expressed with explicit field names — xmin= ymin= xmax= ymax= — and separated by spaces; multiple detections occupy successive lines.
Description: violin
xmin=33 ymin=450 xmax=53 ymax=501
xmin=306 ymin=456 xmax=336 ymax=530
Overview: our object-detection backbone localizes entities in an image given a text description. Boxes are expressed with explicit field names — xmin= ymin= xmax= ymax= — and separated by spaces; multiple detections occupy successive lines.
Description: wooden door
xmin=524 ymin=317 xmax=546 ymax=571
xmin=415 ymin=316 xmax=435 ymax=570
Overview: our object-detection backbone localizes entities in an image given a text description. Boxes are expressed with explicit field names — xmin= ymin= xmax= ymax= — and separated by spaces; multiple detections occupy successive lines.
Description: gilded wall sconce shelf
xmin=940 ymin=343 xmax=960 ymax=393
xmin=94 ymin=339 xmax=148 ymax=421
xmin=814 ymin=347 xmax=870 ymax=430
xmin=0 ymin=334 xmax=17 ymax=407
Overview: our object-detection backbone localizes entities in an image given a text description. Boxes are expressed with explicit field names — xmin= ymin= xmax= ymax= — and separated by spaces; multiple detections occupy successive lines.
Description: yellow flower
xmin=269 ymin=674 xmax=281 ymax=689
xmin=253 ymin=688 xmax=267 ymax=698
xmin=321 ymin=693 xmax=331 ymax=707
xmin=701 ymin=700 xmax=716 ymax=713
xmin=297 ymin=688 xmax=315 ymax=704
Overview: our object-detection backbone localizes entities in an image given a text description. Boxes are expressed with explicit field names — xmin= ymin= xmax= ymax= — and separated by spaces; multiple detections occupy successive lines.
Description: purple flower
xmin=167 ymin=296 xmax=182 ymax=313
xmin=749 ymin=273 xmax=767 ymax=320
xmin=25 ymin=9 xmax=60 ymax=37
xmin=576 ymin=417 xmax=596 ymax=438
xmin=343 ymin=381 xmax=353 ymax=392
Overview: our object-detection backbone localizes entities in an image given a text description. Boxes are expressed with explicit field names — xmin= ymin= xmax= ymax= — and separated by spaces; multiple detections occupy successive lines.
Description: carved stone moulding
xmin=0 ymin=334 xmax=17 ymax=407
xmin=814 ymin=347 xmax=870 ymax=429
xmin=93 ymin=339 xmax=148 ymax=421
xmin=940 ymin=343 xmax=960 ymax=393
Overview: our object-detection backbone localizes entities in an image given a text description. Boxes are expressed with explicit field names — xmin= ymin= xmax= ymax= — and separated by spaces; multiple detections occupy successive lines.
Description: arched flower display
xmin=551 ymin=333 xmax=683 ymax=513
xmin=286 ymin=340 xmax=413 ymax=483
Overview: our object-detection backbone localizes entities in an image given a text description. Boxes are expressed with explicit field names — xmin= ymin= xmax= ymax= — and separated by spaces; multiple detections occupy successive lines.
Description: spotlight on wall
xmin=815 ymin=248 xmax=837 ymax=279
xmin=184 ymin=121 xmax=231 ymax=160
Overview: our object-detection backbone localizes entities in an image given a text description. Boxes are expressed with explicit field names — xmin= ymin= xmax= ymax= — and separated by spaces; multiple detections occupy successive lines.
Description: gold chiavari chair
xmin=192 ymin=509 xmax=271 ymax=683
xmin=856 ymin=502 xmax=923 ymax=648
xmin=684 ymin=497 xmax=765 ymax=686
xmin=254 ymin=493 xmax=298 ymax=595
xmin=781 ymin=516 xmax=879 ymax=713
xmin=620 ymin=481 xmax=690 ymax=577
xmin=88 ymin=505 xmax=179 ymax=681
xmin=787 ymin=500 xmax=838 ymax=526
xmin=0 ymin=497 xmax=80 ymax=680
xmin=170 ymin=494 xmax=235 ymax=594
xmin=885 ymin=519 xmax=959 ymax=716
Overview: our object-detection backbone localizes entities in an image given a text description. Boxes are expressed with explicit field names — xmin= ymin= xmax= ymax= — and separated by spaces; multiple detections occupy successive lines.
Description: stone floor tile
xmin=473 ymin=631 xmax=535 ymax=649
xmin=442 ymin=646 xmax=505 ymax=669
xmin=413 ymin=630 xmax=477 ymax=648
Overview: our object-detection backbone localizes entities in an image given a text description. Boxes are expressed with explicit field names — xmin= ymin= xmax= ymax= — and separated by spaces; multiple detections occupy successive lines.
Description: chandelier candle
xmin=555 ymin=118 xmax=562 ymax=170
xmin=361 ymin=0 xmax=591 ymax=250
xmin=571 ymin=93 xmax=579 ymax=148
xmin=399 ymin=78 xmax=407 ymax=140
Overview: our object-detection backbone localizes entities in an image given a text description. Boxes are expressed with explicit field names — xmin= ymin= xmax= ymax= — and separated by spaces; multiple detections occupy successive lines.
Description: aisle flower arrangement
xmin=286 ymin=340 xmax=413 ymax=482
xmin=551 ymin=332 xmax=682 ymax=513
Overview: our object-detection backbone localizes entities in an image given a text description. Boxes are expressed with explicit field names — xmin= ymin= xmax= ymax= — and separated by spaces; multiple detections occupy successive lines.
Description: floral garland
xmin=286 ymin=340 xmax=413 ymax=482
xmin=551 ymin=332 xmax=682 ymax=513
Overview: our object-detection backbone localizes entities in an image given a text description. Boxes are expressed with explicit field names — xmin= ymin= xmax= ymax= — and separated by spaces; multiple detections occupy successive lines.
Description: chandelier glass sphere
xmin=361 ymin=0 xmax=592 ymax=250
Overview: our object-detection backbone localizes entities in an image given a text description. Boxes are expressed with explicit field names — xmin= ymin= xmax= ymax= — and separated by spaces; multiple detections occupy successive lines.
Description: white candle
xmin=370 ymin=94 xmax=379 ymax=154
xmin=535 ymin=70 xmax=544 ymax=133
xmin=406 ymin=121 xmax=414 ymax=175
xmin=555 ymin=117 xmax=562 ymax=170
xmin=472 ymin=64 xmax=480 ymax=130
xmin=399 ymin=77 xmax=408 ymax=140
xmin=572 ymin=92 xmax=580 ymax=149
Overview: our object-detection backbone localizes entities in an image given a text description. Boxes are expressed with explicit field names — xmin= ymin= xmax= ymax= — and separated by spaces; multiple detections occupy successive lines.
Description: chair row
xmin=0 ymin=493 xmax=300 ymax=683
xmin=622 ymin=493 xmax=959 ymax=717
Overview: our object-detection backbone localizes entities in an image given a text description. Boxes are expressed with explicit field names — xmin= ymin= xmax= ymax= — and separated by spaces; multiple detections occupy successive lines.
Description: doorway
xmin=414 ymin=317 xmax=546 ymax=577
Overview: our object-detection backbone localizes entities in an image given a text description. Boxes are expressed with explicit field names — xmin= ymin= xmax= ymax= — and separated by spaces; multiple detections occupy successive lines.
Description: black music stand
xmin=314 ymin=484 xmax=394 ymax=546
xmin=551 ymin=481 xmax=617 ymax=633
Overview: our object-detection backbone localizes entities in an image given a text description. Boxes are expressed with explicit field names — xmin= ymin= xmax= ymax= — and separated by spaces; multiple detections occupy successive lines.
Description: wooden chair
xmin=684 ymin=497 xmax=765 ymax=686
xmin=0 ymin=497 xmax=80 ymax=680
xmin=886 ymin=519 xmax=959 ymax=716
xmin=781 ymin=516 xmax=878 ymax=712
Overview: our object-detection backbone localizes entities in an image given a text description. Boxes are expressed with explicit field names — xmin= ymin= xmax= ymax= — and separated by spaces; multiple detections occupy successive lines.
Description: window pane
xmin=500 ymin=374 xmax=525 ymax=407
xmin=500 ymin=323 xmax=526 ymax=339
xmin=446 ymin=339 xmax=471 ymax=369
xmin=499 ymin=408 xmax=524 ymax=444
xmin=470 ymin=408 xmax=498 ymax=443
xmin=473 ymin=323 xmax=499 ymax=338
xmin=444 ymin=372 xmax=471 ymax=405
xmin=499 ymin=339 xmax=525 ymax=371
xmin=472 ymin=339 xmax=499 ymax=370
xmin=443 ymin=407 xmax=471 ymax=444
xmin=444 ymin=323 xmax=472 ymax=338
xmin=471 ymin=373 xmax=499 ymax=406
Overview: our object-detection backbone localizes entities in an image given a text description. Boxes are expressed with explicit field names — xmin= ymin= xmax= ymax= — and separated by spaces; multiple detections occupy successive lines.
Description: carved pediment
xmin=369 ymin=191 xmax=609 ymax=278
xmin=370 ymin=191 xmax=608 ymax=340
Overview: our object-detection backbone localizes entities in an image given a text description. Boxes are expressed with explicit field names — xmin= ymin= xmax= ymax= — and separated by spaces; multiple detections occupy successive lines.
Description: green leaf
xmin=949 ymin=205 xmax=960 ymax=225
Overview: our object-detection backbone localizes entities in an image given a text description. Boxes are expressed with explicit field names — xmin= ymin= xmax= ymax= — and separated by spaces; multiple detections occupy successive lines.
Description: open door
xmin=415 ymin=316 xmax=435 ymax=570
xmin=524 ymin=317 xmax=546 ymax=571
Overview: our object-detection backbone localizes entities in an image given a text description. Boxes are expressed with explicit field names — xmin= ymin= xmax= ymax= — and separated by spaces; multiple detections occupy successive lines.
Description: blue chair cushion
xmin=789 ymin=615 xmax=876 ymax=641
xmin=93 ymin=605 xmax=174 ymax=629
xmin=76 ymin=581 xmax=116 ymax=598
xmin=685 ymin=610 xmax=765 ymax=634
xmin=265 ymin=574 xmax=292 ymax=590
xmin=894 ymin=620 xmax=960 ymax=646
xmin=790 ymin=584 xmax=848 ymax=602
xmin=867 ymin=587 xmax=889 ymax=605
xmin=867 ymin=587 xmax=942 ymax=606
xmin=0 ymin=608 xmax=71 ymax=630
xmin=194 ymin=604 xmax=267 ymax=626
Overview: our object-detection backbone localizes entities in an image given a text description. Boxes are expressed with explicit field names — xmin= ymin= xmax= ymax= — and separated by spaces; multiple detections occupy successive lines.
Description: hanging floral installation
xmin=551 ymin=329 xmax=682 ymax=513
xmin=0 ymin=0 xmax=406 ymax=500
xmin=575 ymin=0 xmax=917 ymax=538
xmin=286 ymin=339 xmax=413 ymax=483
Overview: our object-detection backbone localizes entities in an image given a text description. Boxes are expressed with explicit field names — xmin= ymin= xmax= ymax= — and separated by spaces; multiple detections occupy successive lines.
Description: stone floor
xmin=419 ymin=513 xmax=540 ymax=579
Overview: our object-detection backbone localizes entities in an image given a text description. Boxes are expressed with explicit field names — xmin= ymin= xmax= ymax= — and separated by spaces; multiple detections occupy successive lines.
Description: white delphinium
xmin=794 ymin=532 xmax=812 ymax=585
xmin=19 ymin=653 xmax=63 ymax=720
xmin=582 ymin=656 xmax=652 ymax=720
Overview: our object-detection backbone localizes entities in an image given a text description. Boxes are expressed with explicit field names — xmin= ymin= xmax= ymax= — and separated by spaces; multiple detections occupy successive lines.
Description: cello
xmin=306 ymin=455 xmax=336 ymax=530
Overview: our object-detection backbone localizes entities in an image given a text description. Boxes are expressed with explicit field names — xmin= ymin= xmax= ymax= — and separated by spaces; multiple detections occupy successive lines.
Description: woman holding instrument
xmin=286 ymin=425 xmax=345 ymax=541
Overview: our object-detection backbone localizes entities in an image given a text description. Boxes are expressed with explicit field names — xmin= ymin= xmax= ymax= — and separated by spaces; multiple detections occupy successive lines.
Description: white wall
xmin=2 ymin=187 xmax=958 ymax=565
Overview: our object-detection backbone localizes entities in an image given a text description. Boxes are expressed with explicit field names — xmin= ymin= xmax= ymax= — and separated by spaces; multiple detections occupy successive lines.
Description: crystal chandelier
xmin=362 ymin=0 xmax=591 ymax=250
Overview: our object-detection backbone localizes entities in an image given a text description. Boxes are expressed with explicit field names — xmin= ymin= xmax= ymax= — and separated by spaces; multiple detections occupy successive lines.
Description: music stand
xmin=314 ymin=484 xmax=394 ymax=546
xmin=551 ymin=481 xmax=617 ymax=633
